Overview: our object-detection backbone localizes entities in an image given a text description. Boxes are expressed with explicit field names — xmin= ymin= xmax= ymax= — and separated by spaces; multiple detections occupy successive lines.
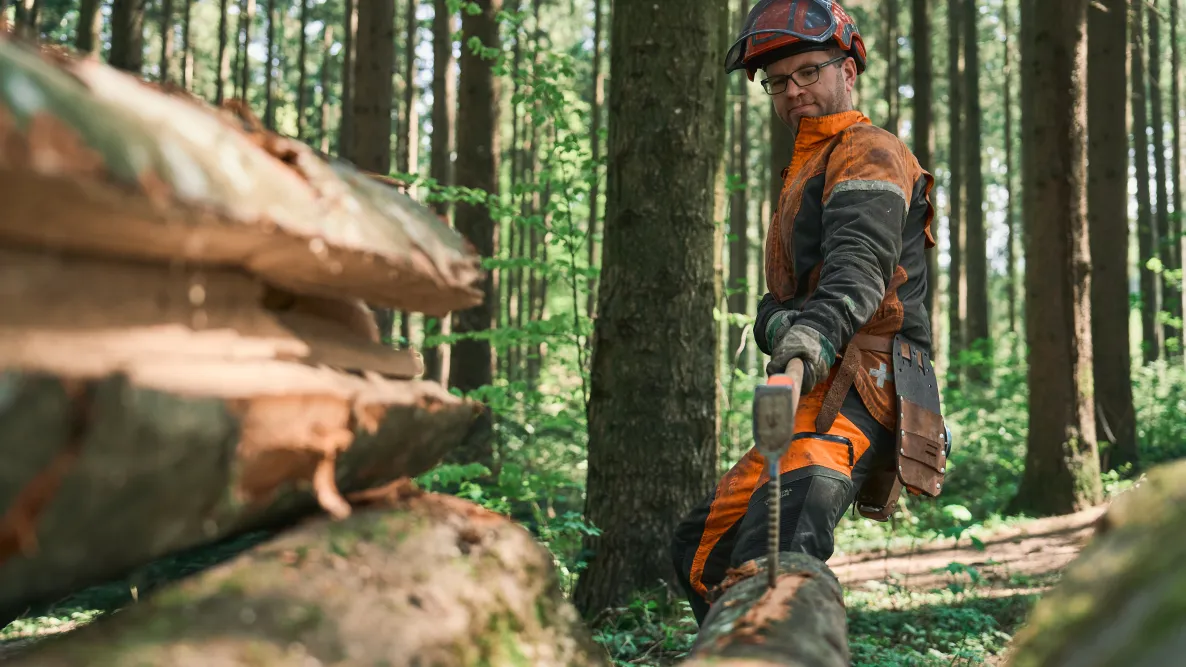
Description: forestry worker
xmin=670 ymin=0 xmax=948 ymax=624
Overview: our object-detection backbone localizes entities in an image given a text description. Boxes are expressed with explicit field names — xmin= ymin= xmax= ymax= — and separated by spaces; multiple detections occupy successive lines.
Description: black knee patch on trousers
xmin=729 ymin=467 xmax=854 ymax=568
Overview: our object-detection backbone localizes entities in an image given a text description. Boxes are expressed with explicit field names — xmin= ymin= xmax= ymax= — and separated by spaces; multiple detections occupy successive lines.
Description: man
xmin=671 ymin=0 xmax=941 ymax=623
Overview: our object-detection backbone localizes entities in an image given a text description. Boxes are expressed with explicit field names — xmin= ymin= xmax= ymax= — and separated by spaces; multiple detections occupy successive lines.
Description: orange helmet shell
xmin=725 ymin=0 xmax=867 ymax=80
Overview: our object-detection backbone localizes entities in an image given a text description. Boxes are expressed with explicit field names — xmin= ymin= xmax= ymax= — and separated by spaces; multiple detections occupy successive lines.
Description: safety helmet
xmin=724 ymin=0 xmax=867 ymax=80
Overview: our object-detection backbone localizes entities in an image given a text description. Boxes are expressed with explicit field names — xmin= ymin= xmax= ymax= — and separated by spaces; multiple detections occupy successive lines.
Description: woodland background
xmin=4 ymin=0 xmax=1186 ymax=664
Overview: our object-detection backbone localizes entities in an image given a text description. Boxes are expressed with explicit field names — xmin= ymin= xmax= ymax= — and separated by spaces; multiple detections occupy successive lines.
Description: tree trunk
xmin=338 ymin=0 xmax=356 ymax=160
xmin=684 ymin=553 xmax=849 ymax=666
xmin=423 ymin=0 xmax=457 ymax=386
xmin=912 ymin=0 xmax=936 ymax=351
xmin=263 ymin=0 xmax=276 ymax=130
xmin=884 ymin=0 xmax=899 ymax=134
xmin=1005 ymin=459 xmax=1186 ymax=666
xmin=1088 ymin=0 xmax=1137 ymax=472
xmin=318 ymin=23 xmax=333 ymax=154
xmin=295 ymin=0 xmax=308 ymax=139
xmin=1150 ymin=0 xmax=1175 ymax=349
xmin=350 ymin=0 xmax=397 ymax=339
xmin=963 ymin=0 xmax=988 ymax=382
xmin=109 ymin=0 xmax=146 ymax=74
xmin=447 ymin=0 xmax=500 ymax=467
xmin=398 ymin=0 xmax=419 ymax=178
xmin=239 ymin=0 xmax=255 ymax=98
xmin=946 ymin=0 xmax=964 ymax=379
xmin=575 ymin=0 xmax=722 ymax=615
xmin=1004 ymin=0 xmax=1017 ymax=340
xmin=586 ymin=0 xmax=604 ymax=320
xmin=1011 ymin=0 xmax=1102 ymax=517
xmin=215 ymin=0 xmax=229 ymax=104
xmin=160 ymin=0 xmax=174 ymax=83
xmin=74 ymin=0 xmax=101 ymax=54
xmin=182 ymin=0 xmax=193 ymax=89
xmin=1172 ymin=0 xmax=1184 ymax=339
xmin=5 ymin=493 xmax=605 ymax=667
xmin=1133 ymin=0 xmax=1163 ymax=363
xmin=727 ymin=0 xmax=750 ymax=373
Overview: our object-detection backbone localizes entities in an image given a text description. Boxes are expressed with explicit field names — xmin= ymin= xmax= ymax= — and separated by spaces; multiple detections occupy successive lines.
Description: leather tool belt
xmin=815 ymin=332 xmax=948 ymax=522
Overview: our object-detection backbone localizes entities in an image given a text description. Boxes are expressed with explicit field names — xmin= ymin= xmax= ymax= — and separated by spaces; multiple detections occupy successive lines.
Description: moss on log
xmin=1005 ymin=459 xmax=1186 ymax=667
xmin=7 ymin=492 xmax=610 ymax=667
xmin=683 ymin=553 xmax=850 ymax=667
xmin=0 ymin=371 xmax=484 ymax=622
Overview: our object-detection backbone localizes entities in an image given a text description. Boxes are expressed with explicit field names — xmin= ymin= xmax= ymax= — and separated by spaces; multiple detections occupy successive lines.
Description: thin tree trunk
xmin=1172 ymin=0 xmax=1184 ymax=342
xmin=586 ymin=0 xmax=604 ymax=320
xmin=727 ymin=0 xmax=750 ymax=372
xmin=160 ymin=0 xmax=174 ymax=83
xmin=263 ymin=0 xmax=276 ymax=130
xmin=1150 ymin=0 xmax=1174 ymax=349
xmin=215 ymin=0 xmax=229 ymax=104
xmin=1004 ymin=0 xmax=1017 ymax=339
xmin=574 ymin=0 xmax=723 ymax=615
xmin=182 ymin=0 xmax=193 ymax=89
xmin=398 ymin=0 xmax=419 ymax=177
xmin=338 ymin=0 xmax=357 ymax=160
xmin=295 ymin=0 xmax=308 ymax=139
xmin=1012 ymin=0 xmax=1102 ymax=516
xmin=501 ymin=14 xmax=522 ymax=384
xmin=1088 ymin=0 xmax=1137 ymax=472
xmin=318 ymin=23 xmax=333 ymax=154
xmin=1134 ymin=0 xmax=1163 ymax=363
xmin=913 ymin=0 xmax=936 ymax=357
xmin=232 ymin=0 xmax=245 ymax=99
xmin=884 ymin=0 xmax=899 ymax=134
xmin=109 ymin=0 xmax=146 ymax=74
xmin=75 ymin=0 xmax=101 ymax=54
xmin=947 ymin=0 xmax=965 ymax=379
xmin=423 ymin=0 xmax=456 ymax=385
xmin=447 ymin=0 xmax=500 ymax=466
xmin=964 ymin=0 xmax=988 ymax=382
xmin=239 ymin=0 xmax=255 ymax=97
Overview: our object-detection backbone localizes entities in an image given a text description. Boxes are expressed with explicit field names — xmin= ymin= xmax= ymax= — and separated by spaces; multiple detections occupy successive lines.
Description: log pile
xmin=0 ymin=34 xmax=486 ymax=622
xmin=7 ymin=490 xmax=611 ymax=667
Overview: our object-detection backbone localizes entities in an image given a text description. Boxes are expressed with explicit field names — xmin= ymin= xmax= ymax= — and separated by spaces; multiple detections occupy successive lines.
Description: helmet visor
xmin=724 ymin=0 xmax=839 ymax=72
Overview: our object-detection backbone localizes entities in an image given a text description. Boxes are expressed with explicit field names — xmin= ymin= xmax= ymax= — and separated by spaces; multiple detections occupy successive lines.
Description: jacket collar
xmin=794 ymin=110 xmax=871 ymax=153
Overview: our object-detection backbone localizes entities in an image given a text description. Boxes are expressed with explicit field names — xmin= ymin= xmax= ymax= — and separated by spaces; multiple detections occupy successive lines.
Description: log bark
xmin=1005 ymin=459 xmax=1186 ymax=666
xmin=0 ymin=245 xmax=486 ymax=621
xmin=0 ymin=38 xmax=482 ymax=317
xmin=0 ymin=367 xmax=484 ymax=623
xmin=684 ymin=553 xmax=849 ymax=667
xmin=6 ymin=492 xmax=609 ymax=666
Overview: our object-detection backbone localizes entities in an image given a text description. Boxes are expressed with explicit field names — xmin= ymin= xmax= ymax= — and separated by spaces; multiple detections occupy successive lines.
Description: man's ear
xmin=842 ymin=57 xmax=857 ymax=92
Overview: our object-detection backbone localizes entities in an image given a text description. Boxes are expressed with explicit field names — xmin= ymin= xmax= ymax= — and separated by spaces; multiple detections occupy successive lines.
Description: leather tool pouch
xmin=892 ymin=334 xmax=947 ymax=497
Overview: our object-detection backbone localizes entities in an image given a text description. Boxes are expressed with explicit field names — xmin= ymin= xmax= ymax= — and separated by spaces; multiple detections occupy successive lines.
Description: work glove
xmin=766 ymin=323 xmax=836 ymax=396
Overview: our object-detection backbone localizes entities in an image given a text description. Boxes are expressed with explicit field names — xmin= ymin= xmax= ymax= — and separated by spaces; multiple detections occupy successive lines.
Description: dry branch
xmin=6 ymin=492 xmax=610 ymax=667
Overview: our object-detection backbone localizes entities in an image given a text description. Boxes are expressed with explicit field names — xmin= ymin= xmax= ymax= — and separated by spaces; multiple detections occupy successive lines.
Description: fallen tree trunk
xmin=1004 ymin=459 xmax=1186 ymax=667
xmin=0 ymin=369 xmax=484 ymax=622
xmin=683 ymin=553 xmax=851 ymax=667
xmin=7 ymin=491 xmax=610 ymax=667
xmin=0 ymin=37 xmax=482 ymax=316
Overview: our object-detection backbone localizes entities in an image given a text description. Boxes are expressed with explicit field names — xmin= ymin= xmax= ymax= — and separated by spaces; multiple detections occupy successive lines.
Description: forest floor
xmin=0 ymin=505 xmax=1108 ymax=665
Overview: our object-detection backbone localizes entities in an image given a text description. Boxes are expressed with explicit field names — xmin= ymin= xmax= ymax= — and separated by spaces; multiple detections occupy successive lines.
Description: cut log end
xmin=8 ymin=493 xmax=611 ymax=667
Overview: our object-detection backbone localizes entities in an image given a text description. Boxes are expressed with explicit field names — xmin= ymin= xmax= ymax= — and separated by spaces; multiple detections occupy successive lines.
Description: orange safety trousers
xmin=670 ymin=378 xmax=894 ymax=624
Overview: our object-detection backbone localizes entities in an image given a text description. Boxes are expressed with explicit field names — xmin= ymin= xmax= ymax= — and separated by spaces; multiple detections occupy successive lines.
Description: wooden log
xmin=0 ymin=369 xmax=485 ymax=622
xmin=5 ymin=491 xmax=611 ymax=667
xmin=683 ymin=553 xmax=851 ymax=667
xmin=1004 ymin=459 xmax=1186 ymax=667
xmin=0 ymin=36 xmax=482 ymax=317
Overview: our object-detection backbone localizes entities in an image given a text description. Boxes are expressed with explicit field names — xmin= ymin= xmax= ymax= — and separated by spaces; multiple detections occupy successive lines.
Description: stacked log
xmin=0 ymin=35 xmax=486 ymax=622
